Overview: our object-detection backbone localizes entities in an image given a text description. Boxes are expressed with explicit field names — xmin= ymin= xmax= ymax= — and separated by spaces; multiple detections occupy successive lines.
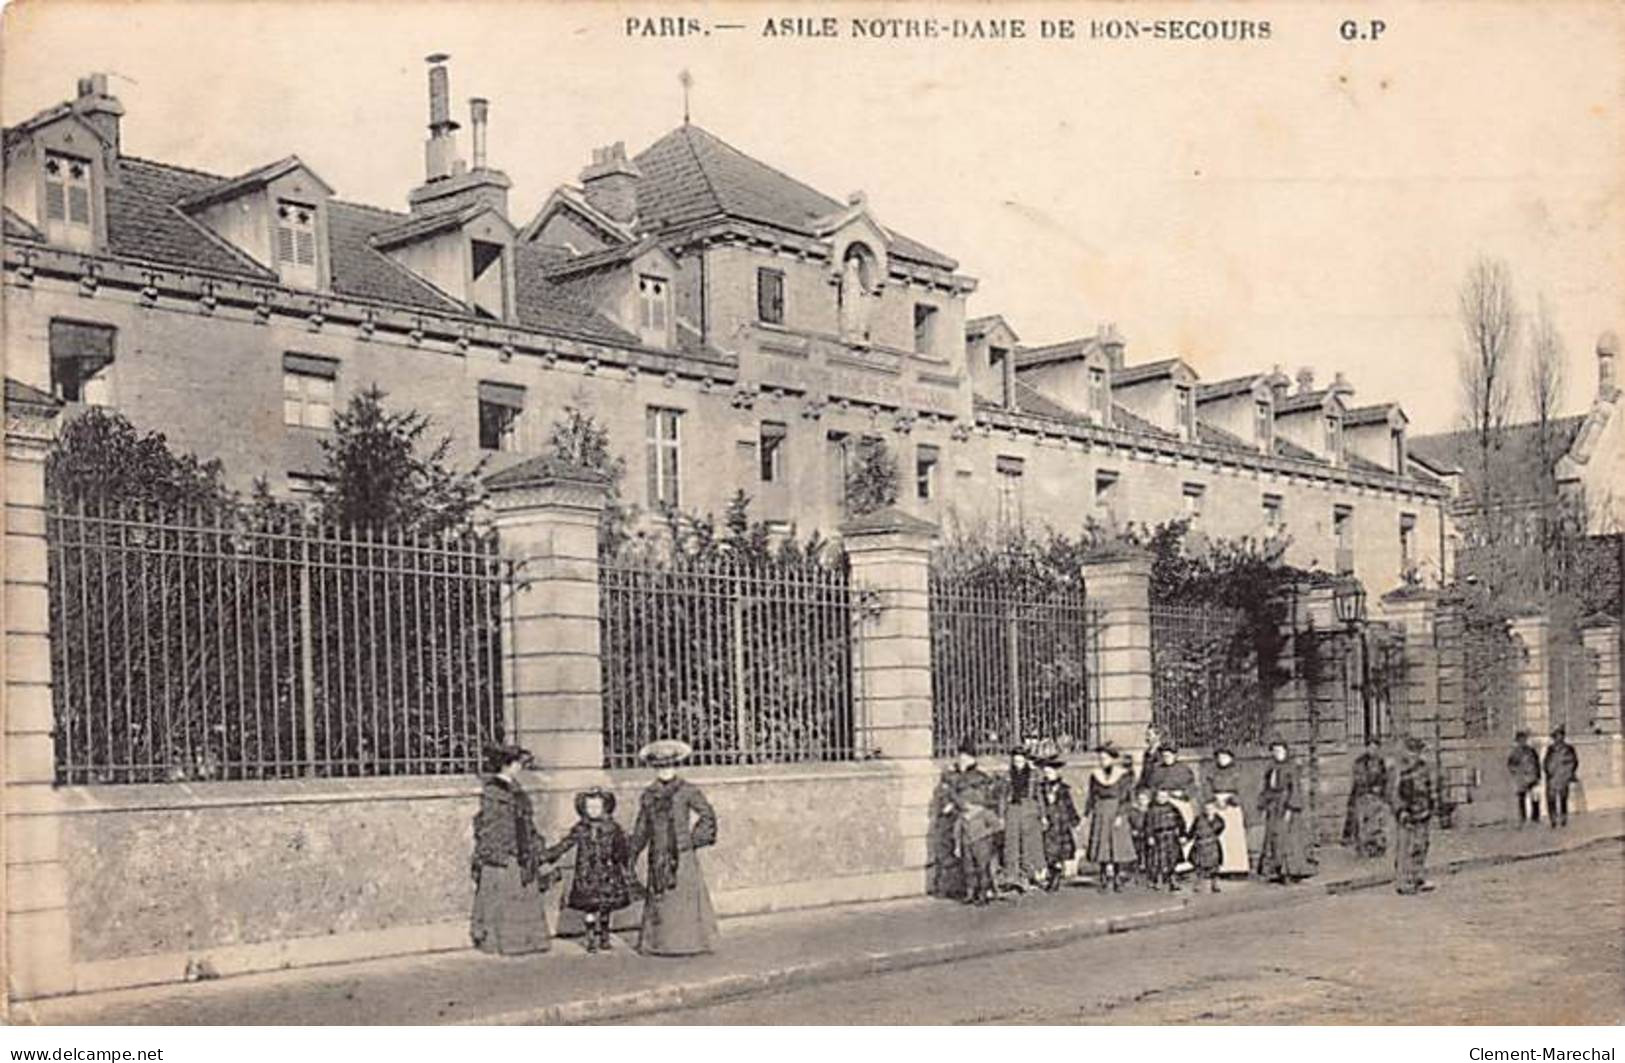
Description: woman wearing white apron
xmin=1205 ymin=748 xmax=1252 ymax=876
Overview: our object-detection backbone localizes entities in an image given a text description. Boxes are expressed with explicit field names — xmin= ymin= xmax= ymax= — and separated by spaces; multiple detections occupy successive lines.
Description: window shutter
xmin=45 ymin=182 xmax=67 ymax=221
xmin=68 ymin=187 xmax=91 ymax=224
xmin=283 ymin=352 xmax=339 ymax=378
xmin=296 ymin=230 xmax=316 ymax=266
xmin=477 ymin=381 xmax=525 ymax=410
xmin=49 ymin=319 xmax=116 ymax=362
xmin=276 ymin=225 xmax=296 ymax=263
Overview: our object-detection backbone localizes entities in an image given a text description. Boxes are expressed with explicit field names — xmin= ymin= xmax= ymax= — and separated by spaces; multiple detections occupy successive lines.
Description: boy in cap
xmin=1393 ymin=736 xmax=1435 ymax=895
xmin=1542 ymin=726 xmax=1579 ymax=828
xmin=1506 ymin=730 xmax=1542 ymax=826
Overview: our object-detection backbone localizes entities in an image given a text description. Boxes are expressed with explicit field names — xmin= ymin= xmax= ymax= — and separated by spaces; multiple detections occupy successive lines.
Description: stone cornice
xmin=659 ymin=218 xmax=977 ymax=294
xmin=976 ymin=404 xmax=1448 ymax=503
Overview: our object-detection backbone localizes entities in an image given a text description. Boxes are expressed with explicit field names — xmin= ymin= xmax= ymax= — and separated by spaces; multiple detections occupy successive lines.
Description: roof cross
xmin=679 ymin=69 xmax=693 ymax=124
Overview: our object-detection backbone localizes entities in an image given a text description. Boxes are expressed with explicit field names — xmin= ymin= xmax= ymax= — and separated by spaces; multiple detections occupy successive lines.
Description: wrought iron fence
xmin=48 ymin=504 xmax=511 ymax=784
xmin=928 ymin=572 xmax=1099 ymax=757
xmin=1149 ymin=602 xmax=1265 ymax=748
xmin=599 ymin=555 xmax=861 ymax=767
xmin=1460 ymin=617 xmax=1520 ymax=739
xmin=1549 ymin=642 xmax=1599 ymax=736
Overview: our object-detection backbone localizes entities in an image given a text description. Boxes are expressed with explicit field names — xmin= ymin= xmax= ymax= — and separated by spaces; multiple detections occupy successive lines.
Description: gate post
xmin=3 ymin=380 xmax=71 ymax=1009
xmin=1080 ymin=548 xmax=1153 ymax=753
xmin=1581 ymin=616 xmax=1620 ymax=735
xmin=1379 ymin=587 xmax=1440 ymax=743
xmin=486 ymin=457 xmax=609 ymax=780
xmin=1508 ymin=612 xmax=1551 ymax=736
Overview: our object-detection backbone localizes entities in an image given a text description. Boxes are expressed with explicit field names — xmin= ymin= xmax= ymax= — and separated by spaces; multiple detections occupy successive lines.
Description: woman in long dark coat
xmin=1083 ymin=744 xmax=1137 ymax=891
xmin=1257 ymin=739 xmax=1317 ymax=883
xmin=630 ymin=739 xmax=720 ymax=956
xmin=1341 ymin=738 xmax=1391 ymax=858
xmin=469 ymin=744 xmax=556 ymax=956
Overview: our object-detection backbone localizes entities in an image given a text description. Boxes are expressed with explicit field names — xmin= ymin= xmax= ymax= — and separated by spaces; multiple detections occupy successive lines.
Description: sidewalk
xmin=18 ymin=812 xmax=1622 ymax=1027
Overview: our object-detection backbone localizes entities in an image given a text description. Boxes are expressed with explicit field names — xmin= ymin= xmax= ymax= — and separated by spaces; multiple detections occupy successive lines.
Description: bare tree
xmin=1457 ymin=255 xmax=1519 ymax=517
xmin=1525 ymin=294 xmax=1567 ymax=490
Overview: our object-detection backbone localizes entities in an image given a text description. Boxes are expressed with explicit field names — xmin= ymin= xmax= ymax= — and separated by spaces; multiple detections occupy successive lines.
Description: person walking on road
xmin=1542 ymin=726 xmax=1579 ymax=828
xmin=1393 ymin=736 xmax=1435 ymax=896
xmin=1506 ymin=730 xmax=1542 ymax=826
xmin=630 ymin=739 xmax=720 ymax=956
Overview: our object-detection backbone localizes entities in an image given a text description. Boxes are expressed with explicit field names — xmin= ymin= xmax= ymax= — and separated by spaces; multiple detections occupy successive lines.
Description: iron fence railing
xmin=1549 ymin=643 xmax=1600 ymax=736
xmin=599 ymin=556 xmax=861 ymax=767
xmin=48 ymin=505 xmax=511 ymax=784
xmin=1149 ymin=601 xmax=1265 ymax=748
xmin=928 ymin=573 xmax=1099 ymax=757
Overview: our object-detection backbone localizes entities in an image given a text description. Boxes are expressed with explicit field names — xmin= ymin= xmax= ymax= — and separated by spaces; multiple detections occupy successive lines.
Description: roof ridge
xmin=675 ymin=124 xmax=728 ymax=224
xmin=120 ymin=155 xmax=230 ymax=183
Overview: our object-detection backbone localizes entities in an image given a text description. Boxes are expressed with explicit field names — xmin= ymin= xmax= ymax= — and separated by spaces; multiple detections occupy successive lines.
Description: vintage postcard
xmin=0 ymin=0 xmax=1621 ymax=1033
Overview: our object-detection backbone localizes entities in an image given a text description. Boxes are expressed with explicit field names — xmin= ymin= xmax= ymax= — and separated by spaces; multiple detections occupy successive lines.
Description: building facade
xmin=3 ymin=64 xmax=1447 ymax=599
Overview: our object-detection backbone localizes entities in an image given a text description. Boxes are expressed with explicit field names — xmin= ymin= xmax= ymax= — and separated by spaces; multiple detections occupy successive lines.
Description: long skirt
xmin=639 ymin=851 xmax=719 ymax=956
xmin=1257 ymin=810 xmax=1316 ymax=880
xmin=470 ymin=861 xmax=552 ymax=956
xmin=1214 ymin=801 xmax=1250 ymax=875
xmin=1002 ymin=803 xmax=1047 ymax=881
xmin=1343 ymin=792 xmax=1390 ymax=858
xmin=1085 ymin=797 xmax=1137 ymax=865
xmin=1395 ymin=819 xmax=1430 ymax=892
xmin=927 ymin=811 xmax=965 ymax=899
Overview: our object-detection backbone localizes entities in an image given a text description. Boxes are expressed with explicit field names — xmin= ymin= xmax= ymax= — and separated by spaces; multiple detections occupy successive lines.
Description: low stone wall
xmin=1443 ymin=734 xmax=1624 ymax=828
xmin=26 ymin=760 xmax=933 ymax=998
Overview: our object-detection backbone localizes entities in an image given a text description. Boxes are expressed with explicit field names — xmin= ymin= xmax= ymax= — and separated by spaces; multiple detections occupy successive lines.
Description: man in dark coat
xmin=1542 ymin=726 xmax=1579 ymax=828
xmin=1393 ymin=736 xmax=1435 ymax=895
xmin=1506 ymin=731 xmax=1542 ymax=825
xmin=934 ymin=738 xmax=1001 ymax=904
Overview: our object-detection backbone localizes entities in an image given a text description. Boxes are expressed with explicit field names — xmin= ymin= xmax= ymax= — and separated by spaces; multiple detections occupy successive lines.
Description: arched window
xmin=837 ymin=242 xmax=877 ymax=341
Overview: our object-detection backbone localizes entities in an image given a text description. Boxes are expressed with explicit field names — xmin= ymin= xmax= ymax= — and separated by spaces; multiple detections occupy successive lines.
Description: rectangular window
xmin=638 ymin=275 xmax=670 ymax=333
xmin=1263 ymin=493 xmax=1284 ymax=531
xmin=470 ymin=239 xmax=507 ymax=319
xmin=1182 ymin=482 xmax=1206 ymax=522
xmin=759 ymin=421 xmax=787 ymax=483
xmin=756 ymin=268 xmax=785 ymax=325
xmin=1333 ymin=504 xmax=1355 ymax=573
xmin=996 ymin=455 xmax=1024 ymax=526
xmin=48 ymin=318 xmax=115 ymax=404
xmin=1255 ymin=400 xmax=1273 ymax=449
xmin=1089 ymin=368 xmax=1109 ymax=419
xmin=916 ymin=443 xmax=940 ymax=501
xmin=477 ymin=381 xmax=525 ymax=453
xmin=1094 ymin=469 xmax=1119 ymax=508
xmin=989 ymin=346 xmax=1008 ymax=370
xmin=1175 ymin=384 xmax=1195 ymax=438
xmin=1400 ymin=512 xmax=1417 ymax=571
xmin=282 ymin=353 xmax=338 ymax=429
xmin=1391 ymin=427 xmax=1407 ymax=473
xmin=44 ymin=151 xmax=92 ymax=226
xmin=275 ymin=200 xmax=319 ymax=288
xmin=913 ymin=303 xmax=939 ymax=355
xmin=645 ymin=406 xmax=682 ymax=508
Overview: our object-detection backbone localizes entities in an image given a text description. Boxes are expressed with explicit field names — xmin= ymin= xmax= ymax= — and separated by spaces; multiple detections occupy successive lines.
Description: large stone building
xmin=3 ymin=63 xmax=1448 ymax=597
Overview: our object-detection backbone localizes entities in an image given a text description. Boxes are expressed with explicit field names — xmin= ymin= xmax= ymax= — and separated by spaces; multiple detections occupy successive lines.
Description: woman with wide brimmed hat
xmin=469 ymin=743 xmax=557 ymax=956
xmin=629 ymin=739 xmax=720 ymax=955
xmin=1082 ymin=743 xmax=1137 ymax=891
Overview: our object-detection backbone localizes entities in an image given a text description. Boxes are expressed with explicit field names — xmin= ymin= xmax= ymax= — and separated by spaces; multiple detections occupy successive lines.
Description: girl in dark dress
xmin=1038 ymin=757 xmax=1080 ymax=890
xmin=544 ymin=786 xmax=634 ymax=953
xmin=1187 ymin=799 xmax=1226 ymax=893
xmin=469 ymin=744 xmax=557 ymax=956
xmin=1144 ymin=789 xmax=1186 ymax=892
xmin=1083 ymin=745 xmax=1137 ymax=892
xmin=1126 ymin=788 xmax=1154 ymax=886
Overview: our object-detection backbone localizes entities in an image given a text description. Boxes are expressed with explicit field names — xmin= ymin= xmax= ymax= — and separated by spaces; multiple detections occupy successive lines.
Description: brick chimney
xmin=71 ymin=73 xmax=124 ymax=159
xmin=1600 ymin=330 xmax=1619 ymax=398
xmin=1097 ymin=322 xmax=1126 ymax=371
xmin=1296 ymin=366 xmax=1317 ymax=395
xmin=1328 ymin=371 xmax=1355 ymax=402
xmin=1265 ymin=365 xmax=1291 ymax=403
xmin=580 ymin=143 xmax=641 ymax=225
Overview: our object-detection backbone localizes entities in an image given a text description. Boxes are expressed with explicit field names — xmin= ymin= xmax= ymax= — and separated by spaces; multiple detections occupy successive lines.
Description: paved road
xmin=619 ymin=844 xmax=1625 ymax=1024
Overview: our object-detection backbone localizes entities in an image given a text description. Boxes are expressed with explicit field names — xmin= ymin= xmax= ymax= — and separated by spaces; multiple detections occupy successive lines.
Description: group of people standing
xmin=1506 ymin=726 xmax=1581 ymax=828
xmin=468 ymin=739 xmax=720 ymax=959
xmin=1341 ymin=734 xmax=1440 ymax=894
xmin=929 ymin=725 xmax=1325 ymax=903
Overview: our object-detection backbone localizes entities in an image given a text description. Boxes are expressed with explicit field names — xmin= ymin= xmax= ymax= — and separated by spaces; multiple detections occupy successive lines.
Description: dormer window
xmin=1325 ymin=414 xmax=1343 ymax=461
xmin=470 ymin=239 xmax=508 ymax=319
xmin=43 ymin=151 xmax=93 ymax=249
xmin=275 ymin=200 xmax=319 ymax=288
xmin=638 ymin=274 xmax=670 ymax=344
xmin=1089 ymin=367 xmax=1109 ymax=421
xmin=1255 ymin=399 xmax=1274 ymax=450
xmin=1174 ymin=384 xmax=1195 ymax=438
xmin=1391 ymin=427 xmax=1406 ymax=473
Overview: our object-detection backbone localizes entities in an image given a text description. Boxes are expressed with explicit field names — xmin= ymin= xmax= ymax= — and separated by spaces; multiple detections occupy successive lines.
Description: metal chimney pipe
xmin=426 ymin=53 xmax=453 ymax=132
xmin=470 ymin=97 xmax=489 ymax=170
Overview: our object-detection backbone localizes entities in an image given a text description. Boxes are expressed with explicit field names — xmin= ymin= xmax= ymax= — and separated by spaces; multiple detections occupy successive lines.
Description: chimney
xmin=1600 ymin=330 xmax=1620 ymax=397
xmin=423 ymin=53 xmax=462 ymax=183
xmin=1329 ymin=371 xmax=1355 ymax=401
xmin=72 ymin=73 xmax=124 ymax=159
xmin=1098 ymin=322 xmax=1126 ymax=371
xmin=470 ymin=97 xmax=490 ymax=171
xmin=580 ymin=142 xmax=642 ymax=225
xmin=1266 ymin=364 xmax=1291 ymax=403
xmin=1296 ymin=366 xmax=1316 ymax=395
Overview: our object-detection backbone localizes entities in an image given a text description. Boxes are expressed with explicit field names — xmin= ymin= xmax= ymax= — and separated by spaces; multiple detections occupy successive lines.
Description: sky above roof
xmin=4 ymin=2 xmax=1621 ymax=433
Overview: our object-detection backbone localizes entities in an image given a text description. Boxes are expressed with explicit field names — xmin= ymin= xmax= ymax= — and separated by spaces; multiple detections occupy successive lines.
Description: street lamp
xmin=1333 ymin=576 xmax=1367 ymax=628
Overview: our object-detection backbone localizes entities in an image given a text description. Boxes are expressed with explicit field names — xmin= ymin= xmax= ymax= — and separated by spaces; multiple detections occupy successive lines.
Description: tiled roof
xmin=631 ymin=124 xmax=958 ymax=271
xmin=965 ymin=314 xmax=1016 ymax=340
xmin=322 ymin=200 xmax=465 ymax=311
xmin=1344 ymin=402 xmax=1403 ymax=427
xmin=4 ymin=376 xmax=61 ymax=408
xmin=1196 ymin=420 xmax=1256 ymax=452
xmin=542 ymin=237 xmax=661 ymax=279
xmin=3 ymin=206 xmax=42 ymax=242
xmin=1195 ymin=374 xmax=1265 ymax=403
xmin=1011 ymin=380 xmax=1088 ymax=424
xmin=368 ymin=202 xmax=493 ymax=250
xmin=1016 ymin=336 xmax=1100 ymax=369
xmin=1273 ymin=437 xmax=1325 ymax=463
xmin=176 ymin=155 xmax=329 ymax=211
xmin=108 ymin=158 xmax=277 ymax=279
xmin=511 ymin=244 xmax=640 ymax=346
xmin=1111 ymin=358 xmax=1186 ymax=386
xmin=1408 ymin=417 xmax=1587 ymax=480
xmin=1276 ymin=389 xmax=1340 ymax=414
xmin=1111 ymin=403 xmax=1176 ymax=438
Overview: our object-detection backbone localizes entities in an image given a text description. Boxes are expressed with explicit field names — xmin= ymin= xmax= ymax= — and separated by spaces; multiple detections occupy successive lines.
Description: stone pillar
xmin=486 ymin=458 xmax=609 ymax=784
xmin=842 ymin=507 xmax=936 ymax=764
xmin=1380 ymin=589 xmax=1440 ymax=743
xmin=842 ymin=507 xmax=937 ymax=891
xmin=1080 ymin=549 xmax=1153 ymax=752
xmin=1508 ymin=612 xmax=1551 ymax=737
xmin=1582 ymin=617 xmax=1621 ymax=735
xmin=3 ymin=381 xmax=69 ymax=1009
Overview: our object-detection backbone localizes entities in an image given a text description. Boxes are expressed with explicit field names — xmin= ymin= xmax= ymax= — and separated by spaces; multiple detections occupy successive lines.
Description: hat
xmin=1267 ymin=736 xmax=1288 ymax=750
xmin=956 ymin=736 xmax=979 ymax=758
xmin=638 ymin=738 xmax=693 ymax=767
xmin=1514 ymin=730 xmax=1529 ymax=741
xmin=1214 ymin=747 xmax=1235 ymax=759
xmin=574 ymin=786 xmax=617 ymax=818
xmin=1096 ymin=741 xmax=1121 ymax=759
xmin=1404 ymin=735 xmax=1426 ymax=754
xmin=1160 ymin=744 xmax=1179 ymax=757
xmin=1009 ymin=745 xmax=1032 ymax=758
xmin=1040 ymin=756 xmax=1066 ymax=769
xmin=1551 ymin=725 xmax=1567 ymax=739
xmin=483 ymin=742 xmax=534 ymax=774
